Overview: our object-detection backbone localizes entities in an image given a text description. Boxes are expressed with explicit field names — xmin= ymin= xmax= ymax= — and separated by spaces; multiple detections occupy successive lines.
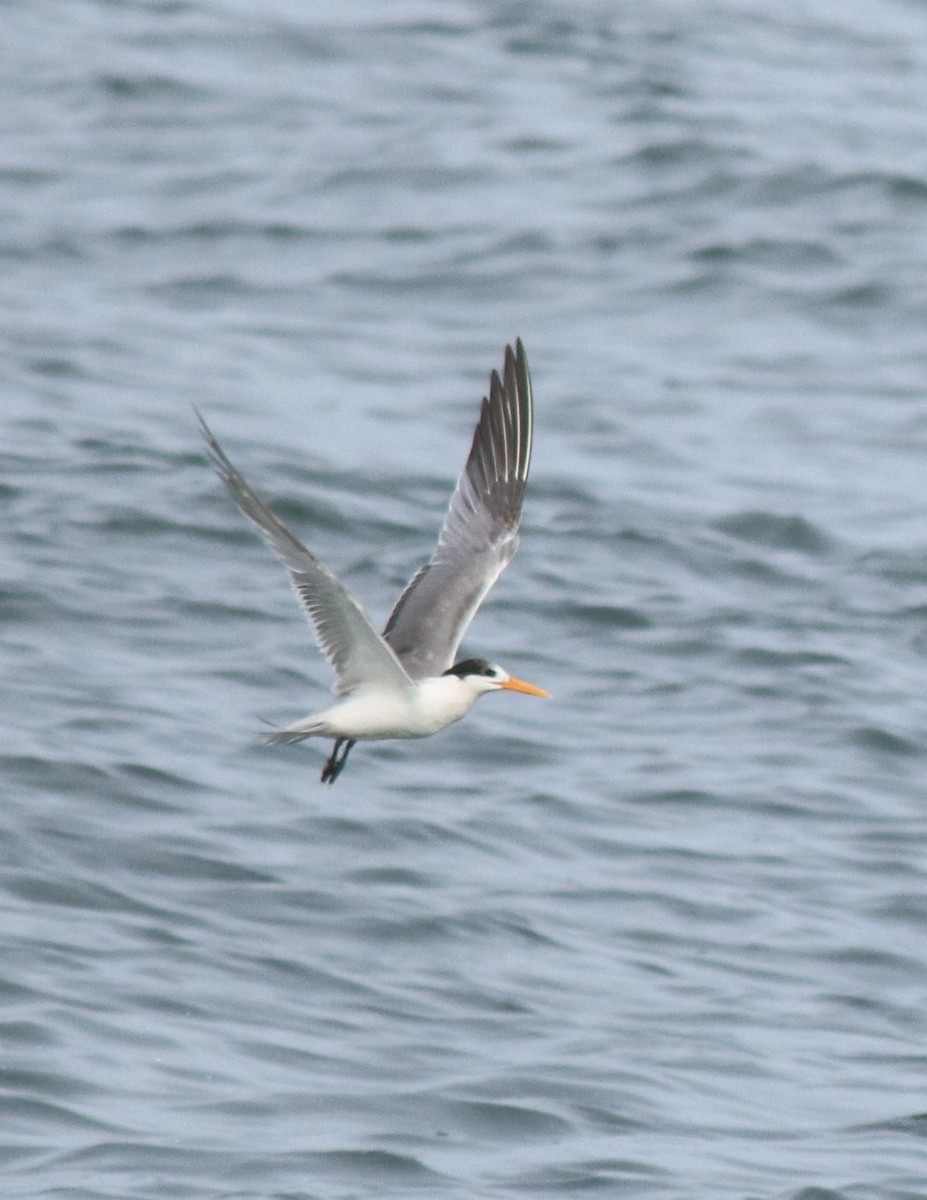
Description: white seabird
xmin=199 ymin=339 xmax=548 ymax=783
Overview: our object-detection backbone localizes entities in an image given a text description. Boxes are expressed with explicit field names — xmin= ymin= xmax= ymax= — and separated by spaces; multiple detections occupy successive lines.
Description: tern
xmin=199 ymin=339 xmax=548 ymax=783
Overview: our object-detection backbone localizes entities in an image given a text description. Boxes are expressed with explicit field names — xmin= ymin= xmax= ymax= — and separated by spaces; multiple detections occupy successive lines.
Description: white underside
xmin=278 ymin=675 xmax=484 ymax=742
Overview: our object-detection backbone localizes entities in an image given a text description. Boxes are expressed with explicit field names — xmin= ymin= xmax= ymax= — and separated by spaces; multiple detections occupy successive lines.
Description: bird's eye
xmin=484 ymin=665 xmax=498 ymax=678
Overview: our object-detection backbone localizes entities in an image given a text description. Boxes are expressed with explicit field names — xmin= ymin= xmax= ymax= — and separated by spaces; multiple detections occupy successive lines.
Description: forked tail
xmin=260 ymin=718 xmax=326 ymax=746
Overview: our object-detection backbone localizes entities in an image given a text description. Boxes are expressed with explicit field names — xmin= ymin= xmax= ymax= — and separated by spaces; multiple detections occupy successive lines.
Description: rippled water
xmin=3 ymin=2 xmax=927 ymax=1198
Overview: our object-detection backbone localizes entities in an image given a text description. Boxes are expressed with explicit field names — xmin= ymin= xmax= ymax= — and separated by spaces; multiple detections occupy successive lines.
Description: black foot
xmin=321 ymin=738 xmax=356 ymax=784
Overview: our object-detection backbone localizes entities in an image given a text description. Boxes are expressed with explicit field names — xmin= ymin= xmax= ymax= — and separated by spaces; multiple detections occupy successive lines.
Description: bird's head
xmin=443 ymin=658 xmax=550 ymax=699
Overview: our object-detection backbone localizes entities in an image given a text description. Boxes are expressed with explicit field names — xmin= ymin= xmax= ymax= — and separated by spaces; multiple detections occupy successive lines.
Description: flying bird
xmin=199 ymin=339 xmax=548 ymax=783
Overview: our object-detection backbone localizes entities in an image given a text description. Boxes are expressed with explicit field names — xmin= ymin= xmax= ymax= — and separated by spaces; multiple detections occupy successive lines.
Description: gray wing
xmin=198 ymin=412 xmax=413 ymax=698
xmin=382 ymin=339 xmax=533 ymax=679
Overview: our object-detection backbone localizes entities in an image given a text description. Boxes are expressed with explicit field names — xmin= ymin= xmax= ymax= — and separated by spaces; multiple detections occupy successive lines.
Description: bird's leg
xmin=321 ymin=738 xmax=356 ymax=784
xmin=320 ymin=740 xmax=343 ymax=784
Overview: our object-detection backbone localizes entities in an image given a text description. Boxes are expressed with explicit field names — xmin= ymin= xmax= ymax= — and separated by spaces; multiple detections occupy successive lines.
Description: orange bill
xmin=500 ymin=675 xmax=551 ymax=698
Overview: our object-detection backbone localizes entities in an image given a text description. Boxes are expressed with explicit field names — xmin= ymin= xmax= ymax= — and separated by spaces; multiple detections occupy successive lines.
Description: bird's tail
xmin=259 ymin=717 xmax=326 ymax=746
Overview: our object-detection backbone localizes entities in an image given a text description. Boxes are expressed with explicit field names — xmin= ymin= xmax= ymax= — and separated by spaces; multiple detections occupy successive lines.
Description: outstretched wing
xmin=198 ymin=412 xmax=412 ymax=698
xmin=382 ymin=339 xmax=533 ymax=679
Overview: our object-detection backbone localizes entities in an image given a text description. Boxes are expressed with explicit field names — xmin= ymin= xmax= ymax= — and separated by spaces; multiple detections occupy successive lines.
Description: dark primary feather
xmin=382 ymin=339 xmax=533 ymax=679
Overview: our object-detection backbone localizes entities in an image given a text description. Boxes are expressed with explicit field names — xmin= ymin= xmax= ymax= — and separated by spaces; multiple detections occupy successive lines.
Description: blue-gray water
xmin=3 ymin=2 xmax=927 ymax=1198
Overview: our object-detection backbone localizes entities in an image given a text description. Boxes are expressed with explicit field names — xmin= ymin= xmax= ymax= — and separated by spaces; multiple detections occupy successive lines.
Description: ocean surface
xmin=2 ymin=2 xmax=927 ymax=1198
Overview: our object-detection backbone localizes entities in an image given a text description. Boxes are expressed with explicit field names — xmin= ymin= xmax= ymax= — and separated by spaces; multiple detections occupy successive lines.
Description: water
xmin=2 ymin=2 xmax=927 ymax=1197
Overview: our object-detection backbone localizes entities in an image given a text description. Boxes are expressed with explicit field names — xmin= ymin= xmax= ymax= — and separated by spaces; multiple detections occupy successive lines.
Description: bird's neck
xmin=412 ymin=674 xmax=482 ymax=732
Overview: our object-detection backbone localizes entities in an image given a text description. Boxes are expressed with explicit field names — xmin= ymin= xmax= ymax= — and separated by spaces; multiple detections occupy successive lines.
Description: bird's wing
xmin=382 ymin=339 xmax=533 ymax=679
xmin=198 ymin=413 xmax=413 ymax=698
